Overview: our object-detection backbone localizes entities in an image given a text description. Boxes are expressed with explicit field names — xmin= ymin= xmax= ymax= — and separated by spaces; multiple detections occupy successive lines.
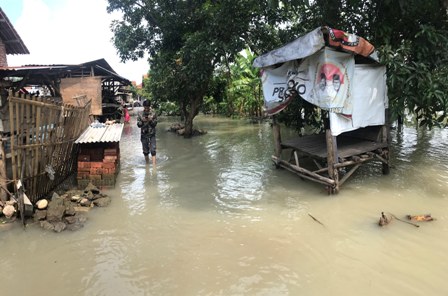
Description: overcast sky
xmin=2 ymin=0 xmax=148 ymax=84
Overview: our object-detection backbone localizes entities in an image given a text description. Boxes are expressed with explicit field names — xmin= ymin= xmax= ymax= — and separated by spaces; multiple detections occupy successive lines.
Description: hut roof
xmin=75 ymin=123 xmax=124 ymax=144
xmin=253 ymin=26 xmax=379 ymax=69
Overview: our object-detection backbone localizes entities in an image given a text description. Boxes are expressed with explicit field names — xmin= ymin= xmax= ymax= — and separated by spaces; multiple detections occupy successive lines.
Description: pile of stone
xmin=1 ymin=182 xmax=111 ymax=232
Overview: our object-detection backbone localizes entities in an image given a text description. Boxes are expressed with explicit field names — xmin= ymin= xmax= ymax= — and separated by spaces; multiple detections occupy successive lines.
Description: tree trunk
xmin=184 ymin=113 xmax=194 ymax=138
xmin=183 ymin=95 xmax=201 ymax=138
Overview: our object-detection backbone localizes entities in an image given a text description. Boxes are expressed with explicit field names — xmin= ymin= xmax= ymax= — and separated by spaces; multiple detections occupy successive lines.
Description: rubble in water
xmin=0 ymin=182 xmax=111 ymax=232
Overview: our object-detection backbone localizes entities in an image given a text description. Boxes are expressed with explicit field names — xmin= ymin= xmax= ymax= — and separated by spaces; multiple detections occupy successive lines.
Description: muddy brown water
xmin=1 ymin=115 xmax=448 ymax=295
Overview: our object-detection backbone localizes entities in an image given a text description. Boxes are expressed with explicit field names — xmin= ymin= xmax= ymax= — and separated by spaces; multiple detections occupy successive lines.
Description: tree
xmin=226 ymin=48 xmax=263 ymax=118
xmin=370 ymin=0 xmax=448 ymax=128
xmin=107 ymin=0 xmax=280 ymax=137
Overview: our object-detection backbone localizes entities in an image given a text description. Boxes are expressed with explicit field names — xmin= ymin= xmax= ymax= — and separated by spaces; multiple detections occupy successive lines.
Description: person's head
xmin=143 ymin=100 xmax=151 ymax=113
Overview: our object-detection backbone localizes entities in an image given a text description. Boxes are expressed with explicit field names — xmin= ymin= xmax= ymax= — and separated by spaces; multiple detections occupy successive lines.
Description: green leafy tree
xmin=107 ymin=0 xmax=283 ymax=137
xmin=227 ymin=48 xmax=263 ymax=118
xmin=371 ymin=1 xmax=448 ymax=128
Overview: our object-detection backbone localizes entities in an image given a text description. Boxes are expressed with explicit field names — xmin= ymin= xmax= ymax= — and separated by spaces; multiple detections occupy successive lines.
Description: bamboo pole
xmin=9 ymin=97 xmax=67 ymax=110
xmin=33 ymin=95 xmax=41 ymax=197
xmin=25 ymin=94 xmax=32 ymax=193
xmin=8 ymin=91 xmax=17 ymax=183
xmin=0 ymin=138 xmax=7 ymax=202
xmin=16 ymin=94 xmax=24 ymax=185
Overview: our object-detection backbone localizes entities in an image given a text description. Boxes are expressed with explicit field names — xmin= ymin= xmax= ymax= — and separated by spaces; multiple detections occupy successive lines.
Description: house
xmin=0 ymin=58 xmax=132 ymax=127
xmin=0 ymin=8 xmax=127 ymax=206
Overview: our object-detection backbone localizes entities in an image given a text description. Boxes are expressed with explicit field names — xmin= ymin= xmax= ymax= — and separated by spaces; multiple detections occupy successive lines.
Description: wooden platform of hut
xmin=272 ymin=122 xmax=390 ymax=194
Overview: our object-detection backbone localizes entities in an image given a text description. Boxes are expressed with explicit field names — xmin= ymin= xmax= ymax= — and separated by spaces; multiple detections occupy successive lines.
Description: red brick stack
xmin=77 ymin=144 xmax=120 ymax=189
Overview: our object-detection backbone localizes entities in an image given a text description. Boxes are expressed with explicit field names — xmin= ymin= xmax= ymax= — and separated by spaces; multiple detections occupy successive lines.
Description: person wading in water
xmin=137 ymin=100 xmax=157 ymax=165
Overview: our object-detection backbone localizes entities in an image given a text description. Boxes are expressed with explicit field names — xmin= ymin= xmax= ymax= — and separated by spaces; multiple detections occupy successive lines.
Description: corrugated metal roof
xmin=0 ymin=7 xmax=30 ymax=55
xmin=0 ymin=59 xmax=131 ymax=85
xmin=75 ymin=123 xmax=124 ymax=144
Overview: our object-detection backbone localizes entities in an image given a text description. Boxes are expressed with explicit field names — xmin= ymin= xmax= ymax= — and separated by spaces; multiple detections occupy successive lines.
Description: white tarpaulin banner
xmin=261 ymin=48 xmax=355 ymax=116
xmin=329 ymin=65 xmax=388 ymax=136
xmin=260 ymin=60 xmax=299 ymax=115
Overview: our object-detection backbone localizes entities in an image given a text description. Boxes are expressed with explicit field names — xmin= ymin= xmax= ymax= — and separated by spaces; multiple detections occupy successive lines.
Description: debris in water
xmin=378 ymin=212 xmax=390 ymax=227
xmin=406 ymin=214 xmax=435 ymax=222
xmin=308 ymin=213 xmax=325 ymax=227
xmin=388 ymin=212 xmax=420 ymax=228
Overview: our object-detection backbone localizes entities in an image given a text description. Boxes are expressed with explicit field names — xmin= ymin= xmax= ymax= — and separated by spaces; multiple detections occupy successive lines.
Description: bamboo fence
xmin=5 ymin=91 xmax=91 ymax=203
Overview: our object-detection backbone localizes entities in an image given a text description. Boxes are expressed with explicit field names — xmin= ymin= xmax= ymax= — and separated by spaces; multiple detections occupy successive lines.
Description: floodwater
xmin=1 ymin=115 xmax=448 ymax=296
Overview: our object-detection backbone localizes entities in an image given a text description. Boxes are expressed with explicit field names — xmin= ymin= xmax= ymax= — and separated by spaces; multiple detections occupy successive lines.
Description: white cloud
xmin=7 ymin=0 xmax=149 ymax=84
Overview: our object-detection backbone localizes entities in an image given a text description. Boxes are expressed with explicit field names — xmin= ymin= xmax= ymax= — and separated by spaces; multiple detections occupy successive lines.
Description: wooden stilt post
xmin=382 ymin=109 xmax=390 ymax=175
xmin=272 ymin=116 xmax=282 ymax=159
xmin=326 ymin=128 xmax=339 ymax=194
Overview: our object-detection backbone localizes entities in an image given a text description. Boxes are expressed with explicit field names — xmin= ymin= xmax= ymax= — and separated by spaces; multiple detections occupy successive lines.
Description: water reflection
xmin=390 ymin=126 xmax=448 ymax=198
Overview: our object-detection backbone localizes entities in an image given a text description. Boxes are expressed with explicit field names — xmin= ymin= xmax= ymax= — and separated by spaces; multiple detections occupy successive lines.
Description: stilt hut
xmin=253 ymin=26 xmax=390 ymax=194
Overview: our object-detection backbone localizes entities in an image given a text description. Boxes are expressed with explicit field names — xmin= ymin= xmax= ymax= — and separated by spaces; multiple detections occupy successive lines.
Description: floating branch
xmin=389 ymin=213 xmax=420 ymax=228
xmin=308 ymin=213 xmax=325 ymax=227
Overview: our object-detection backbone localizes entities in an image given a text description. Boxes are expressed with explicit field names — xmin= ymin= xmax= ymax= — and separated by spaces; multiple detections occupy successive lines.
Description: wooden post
xmin=0 ymin=138 xmax=7 ymax=202
xmin=326 ymin=128 xmax=339 ymax=193
xmin=382 ymin=108 xmax=390 ymax=175
xmin=272 ymin=116 xmax=282 ymax=158
xmin=8 ymin=90 xmax=17 ymax=183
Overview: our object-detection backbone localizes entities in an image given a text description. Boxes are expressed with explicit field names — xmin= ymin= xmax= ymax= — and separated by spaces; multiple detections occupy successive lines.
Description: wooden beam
xmin=272 ymin=156 xmax=335 ymax=185
xmin=339 ymin=164 xmax=361 ymax=187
